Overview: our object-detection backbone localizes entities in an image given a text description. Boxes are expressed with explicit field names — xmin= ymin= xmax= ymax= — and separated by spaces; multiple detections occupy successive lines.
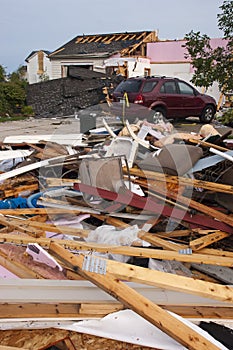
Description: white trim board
xmin=0 ymin=279 xmax=232 ymax=306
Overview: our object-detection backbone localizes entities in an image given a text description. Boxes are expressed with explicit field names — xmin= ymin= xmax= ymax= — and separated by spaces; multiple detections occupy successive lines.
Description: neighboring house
xmin=25 ymin=33 xmax=227 ymax=106
xmin=25 ymin=50 xmax=52 ymax=84
xmin=147 ymin=38 xmax=228 ymax=103
xmin=25 ymin=31 xmax=157 ymax=84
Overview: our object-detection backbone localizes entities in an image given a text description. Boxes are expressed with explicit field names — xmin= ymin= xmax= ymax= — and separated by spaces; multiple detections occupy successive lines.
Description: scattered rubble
xmin=0 ymin=106 xmax=233 ymax=349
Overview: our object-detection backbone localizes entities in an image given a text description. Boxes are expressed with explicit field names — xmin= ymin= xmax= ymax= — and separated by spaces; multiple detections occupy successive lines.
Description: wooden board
xmin=0 ymin=302 xmax=232 ymax=320
xmin=49 ymin=242 xmax=223 ymax=350
xmin=1 ymin=234 xmax=233 ymax=267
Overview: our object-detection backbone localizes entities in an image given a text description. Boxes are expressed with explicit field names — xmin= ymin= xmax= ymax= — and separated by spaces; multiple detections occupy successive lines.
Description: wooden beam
xmin=14 ymin=219 xmax=89 ymax=238
xmin=190 ymin=231 xmax=230 ymax=251
xmin=1 ymin=184 xmax=38 ymax=199
xmin=0 ymin=346 xmax=28 ymax=350
xmin=0 ymin=302 xmax=232 ymax=320
xmin=1 ymin=233 xmax=233 ymax=266
xmin=125 ymin=167 xmax=233 ymax=194
xmin=82 ymin=253 xmax=233 ymax=303
xmin=0 ymin=208 xmax=82 ymax=215
xmin=188 ymin=138 xmax=229 ymax=151
xmin=0 ymin=216 xmax=44 ymax=238
xmin=49 ymin=242 xmax=221 ymax=350
xmin=137 ymin=178 xmax=233 ymax=228
xmin=0 ymin=302 xmax=123 ymax=318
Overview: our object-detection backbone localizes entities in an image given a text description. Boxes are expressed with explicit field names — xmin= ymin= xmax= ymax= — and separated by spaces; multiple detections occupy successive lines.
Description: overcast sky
xmin=0 ymin=0 xmax=224 ymax=73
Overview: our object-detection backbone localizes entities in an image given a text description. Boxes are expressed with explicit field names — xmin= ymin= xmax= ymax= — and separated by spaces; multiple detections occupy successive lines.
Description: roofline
xmin=49 ymin=52 xmax=113 ymax=59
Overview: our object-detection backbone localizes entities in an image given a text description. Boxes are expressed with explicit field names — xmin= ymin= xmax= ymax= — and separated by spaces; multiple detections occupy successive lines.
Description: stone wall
xmin=26 ymin=69 xmax=122 ymax=118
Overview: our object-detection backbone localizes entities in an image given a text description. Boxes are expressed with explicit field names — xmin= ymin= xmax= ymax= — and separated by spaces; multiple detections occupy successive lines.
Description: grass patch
xmin=0 ymin=115 xmax=30 ymax=123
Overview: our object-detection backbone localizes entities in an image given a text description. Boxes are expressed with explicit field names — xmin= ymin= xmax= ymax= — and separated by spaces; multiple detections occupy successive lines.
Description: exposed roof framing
xmin=49 ymin=30 xmax=158 ymax=59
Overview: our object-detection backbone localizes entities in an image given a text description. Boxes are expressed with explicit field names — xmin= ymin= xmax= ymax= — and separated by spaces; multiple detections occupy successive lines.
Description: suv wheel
xmin=200 ymin=105 xmax=215 ymax=123
xmin=151 ymin=107 xmax=166 ymax=123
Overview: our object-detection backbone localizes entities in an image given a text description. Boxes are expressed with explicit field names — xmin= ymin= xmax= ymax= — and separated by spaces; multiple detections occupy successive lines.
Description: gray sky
xmin=0 ymin=0 xmax=224 ymax=74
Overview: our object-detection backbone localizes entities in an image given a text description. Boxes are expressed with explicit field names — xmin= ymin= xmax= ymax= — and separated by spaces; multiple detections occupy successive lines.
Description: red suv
xmin=112 ymin=76 xmax=217 ymax=123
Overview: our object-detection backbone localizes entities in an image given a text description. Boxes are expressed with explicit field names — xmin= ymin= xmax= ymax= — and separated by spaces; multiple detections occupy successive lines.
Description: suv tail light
xmin=134 ymin=94 xmax=144 ymax=104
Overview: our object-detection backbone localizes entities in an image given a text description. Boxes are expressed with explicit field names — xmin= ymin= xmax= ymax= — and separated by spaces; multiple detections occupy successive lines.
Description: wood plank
xmin=89 ymin=254 xmax=233 ymax=303
xmin=15 ymin=219 xmax=90 ymax=238
xmin=0 ymin=302 xmax=232 ymax=319
xmin=49 ymin=242 xmax=221 ymax=350
xmin=0 ymin=346 xmax=28 ymax=350
xmin=0 ymin=216 xmax=44 ymax=238
xmin=1 ymin=233 xmax=233 ymax=267
xmin=137 ymin=177 xmax=233 ymax=228
xmin=125 ymin=166 xmax=233 ymax=194
xmin=0 ymin=302 xmax=123 ymax=318
xmin=190 ymin=231 xmax=230 ymax=251
xmin=0 ymin=208 xmax=82 ymax=215
xmin=188 ymin=138 xmax=229 ymax=151
xmin=1 ymin=184 xmax=38 ymax=198
xmin=76 ymin=182 xmax=233 ymax=233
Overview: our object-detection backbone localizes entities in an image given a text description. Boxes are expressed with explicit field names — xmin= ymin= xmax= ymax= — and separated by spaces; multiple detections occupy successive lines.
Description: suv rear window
xmin=114 ymin=79 xmax=143 ymax=93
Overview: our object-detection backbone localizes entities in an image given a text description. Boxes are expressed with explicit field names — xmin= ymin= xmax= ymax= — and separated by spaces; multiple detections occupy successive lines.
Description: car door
xmin=158 ymin=80 xmax=185 ymax=117
xmin=177 ymin=81 xmax=203 ymax=116
xmin=141 ymin=80 xmax=159 ymax=107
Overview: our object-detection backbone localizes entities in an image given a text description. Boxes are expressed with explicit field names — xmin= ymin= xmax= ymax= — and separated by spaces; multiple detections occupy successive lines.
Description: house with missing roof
xmin=25 ymin=31 xmax=228 ymax=105
xmin=26 ymin=31 xmax=156 ymax=84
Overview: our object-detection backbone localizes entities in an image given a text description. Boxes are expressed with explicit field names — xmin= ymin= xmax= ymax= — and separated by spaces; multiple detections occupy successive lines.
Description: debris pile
xmin=0 ymin=110 xmax=233 ymax=350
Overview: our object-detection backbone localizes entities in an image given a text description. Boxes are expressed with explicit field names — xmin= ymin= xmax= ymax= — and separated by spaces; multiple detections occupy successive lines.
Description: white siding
xmin=50 ymin=58 xmax=106 ymax=79
xmin=27 ymin=52 xmax=52 ymax=84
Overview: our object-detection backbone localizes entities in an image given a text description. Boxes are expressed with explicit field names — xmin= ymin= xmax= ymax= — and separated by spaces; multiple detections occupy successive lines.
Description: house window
xmin=144 ymin=68 xmax=151 ymax=77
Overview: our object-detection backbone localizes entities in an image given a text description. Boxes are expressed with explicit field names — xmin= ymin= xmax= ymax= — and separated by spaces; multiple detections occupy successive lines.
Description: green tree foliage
xmin=184 ymin=0 xmax=233 ymax=94
xmin=0 ymin=65 xmax=28 ymax=116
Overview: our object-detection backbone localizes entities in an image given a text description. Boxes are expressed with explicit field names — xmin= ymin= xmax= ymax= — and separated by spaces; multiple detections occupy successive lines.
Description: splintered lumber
xmin=190 ymin=231 xmax=230 ymax=251
xmin=49 ymin=242 xmax=221 ymax=350
xmin=0 ymin=216 xmax=44 ymax=237
xmin=75 ymin=182 xmax=233 ymax=233
xmin=124 ymin=166 xmax=233 ymax=194
xmin=1 ymin=233 xmax=233 ymax=267
xmin=136 ymin=177 xmax=233 ymax=228
xmin=0 ymin=183 xmax=38 ymax=199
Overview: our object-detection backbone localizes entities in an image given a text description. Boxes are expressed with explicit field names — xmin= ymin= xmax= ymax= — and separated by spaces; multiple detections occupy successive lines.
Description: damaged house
xmin=25 ymin=31 xmax=156 ymax=117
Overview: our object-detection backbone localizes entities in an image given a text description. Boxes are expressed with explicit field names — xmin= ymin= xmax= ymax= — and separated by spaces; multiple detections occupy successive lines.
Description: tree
xmin=0 ymin=64 xmax=28 ymax=116
xmin=184 ymin=0 xmax=233 ymax=94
